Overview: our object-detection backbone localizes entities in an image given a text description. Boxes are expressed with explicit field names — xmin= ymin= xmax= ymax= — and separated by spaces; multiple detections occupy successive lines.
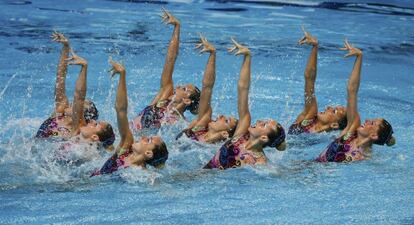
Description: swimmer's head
xmin=317 ymin=105 xmax=347 ymax=130
xmin=132 ymin=136 xmax=168 ymax=168
xmin=173 ymin=84 xmax=201 ymax=115
xmin=83 ymin=99 xmax=99 ymax=123
xmin=208 ymin=115 xmax=238 ymax=139
xmin=80 ymin=120 xmax=115 ymax=149
xmin=357 ymin=118 xmax=395 ymax=146
xmin=63 ymin=99 xmax=99 ymax=123
xmin=248 ymin=119 xmax=286 ymax=151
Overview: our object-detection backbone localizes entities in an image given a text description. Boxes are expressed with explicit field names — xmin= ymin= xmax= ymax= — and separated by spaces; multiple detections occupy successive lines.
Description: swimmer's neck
xmin=354 ymin=134 xmax=373 ymax=149
xmin=166 ymin=100 xmax=186 ymax=115
xmin=245 ymin=136 xmax=264 ymax=153
xmin=203 ymin=130 xmax=225 ymax=144
xmin=313 ymin=121 xmax=333 ymax=133
xmin=125 ymin=153 xmax=147 ymax=168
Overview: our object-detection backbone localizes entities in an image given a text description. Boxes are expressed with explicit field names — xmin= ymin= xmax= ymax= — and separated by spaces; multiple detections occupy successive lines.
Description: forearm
xmin=115 ymin=71 xmax=128 ymax=113
xmin=55 ymin=43 xmax=70 ymax=111
xmin=345 ymin=54 xmax=362 ymax=128
xmin=237 ymin=55 xmax=251 ymax=117
xmin=160 ymin=23 xmax=180 ymax=90
xmin=302 ymin=45 xmax=318 ymax=118
xmin=197 ymin=52 xmax=216 ymax=119
xmin=347 ymin=55 xmax=362 ymax=96
xmin=72 ymin=65 xmax=87 ymax=132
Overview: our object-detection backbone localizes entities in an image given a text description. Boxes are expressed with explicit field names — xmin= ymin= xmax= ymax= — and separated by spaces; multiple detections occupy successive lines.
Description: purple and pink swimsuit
xmin=288 ymin=117 xmax=317 ymax=135
xmin=130 ymin=100 xmax=181 ymax=131
xmin=204 ymin=133 xmax=266 ymax=169
xmin=316 ymin=132 xmax=365 ymax=162
xmin=35 ymin=115 xmax=71 ymax=138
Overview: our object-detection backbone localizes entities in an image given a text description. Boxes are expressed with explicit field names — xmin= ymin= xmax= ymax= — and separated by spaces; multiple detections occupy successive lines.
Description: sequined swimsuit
xmin=316 ymin=132 xmax=365 ymax=162
xmin=91 ymin=147 xmax=132 ymax=176
xmin=204 ymin=133 xmax=266 ymax=169
xmin=176 ymin=126 xmax=208 ymax=142
xmin=288 ymin=117 xmax=317 ymax=135
xmin=130 ymin=100 xmax=181 ymax=131
xmin=35 ymin=115 xmax=71 ymax=138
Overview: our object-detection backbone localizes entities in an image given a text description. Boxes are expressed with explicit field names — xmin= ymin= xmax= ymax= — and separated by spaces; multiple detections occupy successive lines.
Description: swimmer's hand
xmin=161 ymin=8 xmax=180 ymax=26
xmin=195 ymin=34 xmax=215 ymax=54
xmin=66 ymin=49 xmax=87 ymax=66
xmin=228 ymin=37 xmax=250 ymax=56
xmin=108 ymin=56 xmax=125 ymax=77
xmin=51 ymin=31 xmax=69 ymax=45
xmin=340 ymin=39 xmax=362 ymax=57
xmin=298 ymin=26 xmax=318 ymax=46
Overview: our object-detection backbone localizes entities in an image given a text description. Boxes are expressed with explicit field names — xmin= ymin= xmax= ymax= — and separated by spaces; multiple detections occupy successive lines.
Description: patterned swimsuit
xmin=91 ymin=147 xmax=132 ymax=176
xmin=204 ymin=133 xmax=266 ymax=169
xmin=35 ymin=115 xmax=71 ymax=138
xmin=130 ymin=100 xmax=181 ymax=131
xmin=288 ymin=117 xmax=317 ymax=135
xmin=316 ymin=132 xmax=365 ymax=162
xmin=176 ymin=126 xmax=208 ymax=142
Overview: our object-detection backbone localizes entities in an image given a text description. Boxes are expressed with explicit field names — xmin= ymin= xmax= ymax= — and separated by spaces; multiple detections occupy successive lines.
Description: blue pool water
xmin=0 ymin=0 xmax=413 ymax=224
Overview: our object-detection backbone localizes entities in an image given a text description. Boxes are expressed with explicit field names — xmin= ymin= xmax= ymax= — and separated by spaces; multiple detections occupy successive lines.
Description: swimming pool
xmin=0 ymin=0 xmax=413 ymax=224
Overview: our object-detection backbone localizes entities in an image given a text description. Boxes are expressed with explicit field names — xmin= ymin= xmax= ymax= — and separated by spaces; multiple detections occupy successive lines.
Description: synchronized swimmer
xmin=35 ymin=9 xmax=395 ymax=175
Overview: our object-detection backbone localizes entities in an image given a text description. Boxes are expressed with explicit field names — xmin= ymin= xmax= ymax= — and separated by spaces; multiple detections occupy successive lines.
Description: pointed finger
xmin=301 ymin=25 xmax=306 ymax=34
xmin=230 ymin=37 xmax=238 ymax=45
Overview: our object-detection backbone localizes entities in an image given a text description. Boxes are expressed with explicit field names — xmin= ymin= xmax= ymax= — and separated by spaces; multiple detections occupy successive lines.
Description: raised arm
xmin=151 ymin=8 xmax=180 ymax=105
xmin=109 ymin=58 xmax=134 ymax=149
xmin=228 ymin=38 xmax=252 ymax=137
xmin=340 ymin=39 xmax=363 ymax=136
xmin=192 ymin=35 xmax=216 ymax=128
xmin=52 ymin=32 xmax=70 ymax=114
xmin=295 ymin=27 xmax=319 ymax=123
xmin=67 ymin=50 xmax=88 ymax=135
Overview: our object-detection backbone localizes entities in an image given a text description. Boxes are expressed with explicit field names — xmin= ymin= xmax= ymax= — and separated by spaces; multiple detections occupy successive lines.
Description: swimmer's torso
xmin=205 ymin=133 xmax=266 ymax=169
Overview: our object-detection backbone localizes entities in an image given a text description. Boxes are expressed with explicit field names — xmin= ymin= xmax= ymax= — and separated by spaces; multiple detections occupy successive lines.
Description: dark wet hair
xmin=374 ymin=119 xmax=394 ymax=146
xmin=338 ymin=114 xmax=348 ymax=130
xmin=84 ymin=99 xmax=99 ymax=123
xmin=227 ymin=119 xmax=239 ymax=138
xmin=266 ymin=123 xmax=286 ymax=150
xmin=96 ymin=123 xmax=115 ymax=149
xmin=186 ymin=86 xmax=201 ymax=115
xmin=146 ymin=141 xmax=168 ymax=168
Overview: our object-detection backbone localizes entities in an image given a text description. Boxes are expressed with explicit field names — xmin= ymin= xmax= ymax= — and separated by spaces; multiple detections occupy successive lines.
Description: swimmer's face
xmin=80 ymin=120 xmax=109 ymax=139
xmin=317 ymin=106 xmax=346 ymax=126
xmin=248 ymin=119 xmax=277 ymax=140
xmin=208 ymin=115 xmax=237 ymax=134
xmin=357 ymin=118 xmax=383 ymax=140
xmin=132 ymin=136 xmax=163 ymax=160
xmin=173 ymin=84 xmax=197 ymax=103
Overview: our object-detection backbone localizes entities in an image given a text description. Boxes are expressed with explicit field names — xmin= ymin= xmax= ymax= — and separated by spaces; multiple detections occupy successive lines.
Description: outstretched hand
xmin=66 ymin=49 xmax=87 ymax=66
xmin=195 ymin=34 xmax=215 ymax=54
xmin=298 ymin=26 xmax=318 ymax=46
xmin=51 ymin=31 xmax=69 ymax=45
xmin=108 ymin=56 xmax=125 ymax=77
xmin=228 ymin=37 xmax=250 ymax=56
xmin=340 ymin=39 xmax=362 ymax=57
xmin=161 ymin=8 xmax=179 ymax=26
